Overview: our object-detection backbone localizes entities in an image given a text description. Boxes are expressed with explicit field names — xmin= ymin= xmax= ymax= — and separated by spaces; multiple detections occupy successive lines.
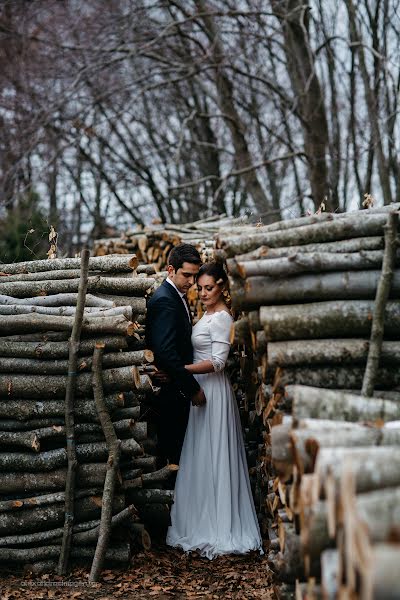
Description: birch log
xmin=0 ymin=495 xmax=125 ymax=535
xmin=267 ymin=339 xmax=400 ymax=368
xmin=0 ymin=313 xmax=138 ymax=337
xmin=218 ymin=213 xmax=389 ymax=257
xmin=0 ymin=276 xmax=155 ymax=298
xmin=259 ymin=301 xmax=400 ymax=341
xmin=289 ymin=385 xmax=400 ymax=422
xmin=0 ymin=365 xmax=139 ymax=398
xmin=230 ymin=269 xmax=400 ymax=310
xmin=278 ymin=365 xmax=400 ymax=389
xmin=230 ymin=249 xmax=398 ymax=279
xmin=314 ymin=446 xmax=400 ymax=497
xmin=232 ymin=235 xmax=384 ymax=262
xmin=0 ymin=255 xmax=139 ymax=275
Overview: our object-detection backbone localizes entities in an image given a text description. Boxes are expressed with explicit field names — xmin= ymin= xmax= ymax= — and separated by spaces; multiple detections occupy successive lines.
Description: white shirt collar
xmin=166 ymin=277 xmax=185 ymax=298
xmin=166 ymin=277 xmax=191 ymax=321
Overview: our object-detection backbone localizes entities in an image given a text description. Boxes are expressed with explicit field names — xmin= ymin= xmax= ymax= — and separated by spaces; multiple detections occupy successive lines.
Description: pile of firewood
xmin=220 ymin=204 xmax=400 ymax=598
xmin=0 ymin=254 xmax=175 ymax=576
xmin=93 ymin=214 xmax=246 ymax=271
xmin=270 ymin=385 xmax=400 ymax=598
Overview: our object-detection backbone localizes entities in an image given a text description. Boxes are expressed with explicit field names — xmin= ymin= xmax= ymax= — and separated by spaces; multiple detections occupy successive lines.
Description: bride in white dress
xmin=166 ymin=262 xmax=263 ymax=559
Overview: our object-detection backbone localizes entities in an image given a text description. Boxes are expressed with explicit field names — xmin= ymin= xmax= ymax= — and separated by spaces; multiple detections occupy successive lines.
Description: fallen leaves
xmin=0 ymin=544 xmax=274 ymax=599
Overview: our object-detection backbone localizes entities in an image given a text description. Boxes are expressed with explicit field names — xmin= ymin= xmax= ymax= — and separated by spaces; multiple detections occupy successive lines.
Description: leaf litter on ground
xmin=0 ymin=543 xmax=274 ymax=600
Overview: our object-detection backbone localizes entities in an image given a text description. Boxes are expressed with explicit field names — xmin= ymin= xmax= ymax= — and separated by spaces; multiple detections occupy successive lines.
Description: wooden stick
xmin=362 ymin=212 xmax=399 ymax=396
xmin=89 ymin=344 xmax=121 ymax=582
xmin=58 ymin=247 xmax=90 ymax=575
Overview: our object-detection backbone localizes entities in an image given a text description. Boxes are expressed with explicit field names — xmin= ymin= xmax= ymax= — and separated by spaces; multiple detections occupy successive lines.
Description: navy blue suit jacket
xmin=146 ymin=279 xmax=200 ymax=399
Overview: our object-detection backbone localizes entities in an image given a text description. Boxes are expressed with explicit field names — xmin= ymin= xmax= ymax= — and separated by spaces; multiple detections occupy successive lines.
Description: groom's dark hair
xmin=168 ymin=243 xmax=202 ymax=270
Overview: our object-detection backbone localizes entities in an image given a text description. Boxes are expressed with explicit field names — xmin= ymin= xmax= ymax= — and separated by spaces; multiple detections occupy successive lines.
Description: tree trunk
xmin=0 ymin=336 xmax=128 ymax=359
xmin=0 ymin=394 xmax=124 ymax=420
xmin=233 ymin=249 xmax=398 ymax=279
xmin=0 ymin=365 xmax=140 ymax=398
xmin=0 ymin=293 xmax=113 ymax=308
xmin=290 ymin=385 xmax=400 ymax=422
xmin=218 ymin=212 xmax=388 ymax=257
xmin=231 ymin=269 xmax=400 ymax=310
xmin=0 ymin=495 xmax=124 ymax=535
xmin=0 ymin=255 xmax=138 ymax=275
xmin=0 ymin=276 xmax=154 ymax=298
xmin=231 ymin=235 xmax=384 ymax=263
xmin=0 ymin=350 xmax=153 ymax=375
xmin=89 ymin=344 xmax=121 ymax=581
xmin=362 ymin=212 xmax=399 ymax=395
xmin=0 ymin=313 xmax=139 ymax=337
xmin=278 ymin=365 xmax=400 ymax=390
xmin=267 ymin=339 xmax=400 ymax=368
xmin=259 ymin=300 xmax=400 ymax=341
xmin=0 ymin=464 xmax=107 ymax=494
xmin=271 ymin=0 xmax=331 ymax=210
xmin=315 ymin=446 xmax=400 ymax=497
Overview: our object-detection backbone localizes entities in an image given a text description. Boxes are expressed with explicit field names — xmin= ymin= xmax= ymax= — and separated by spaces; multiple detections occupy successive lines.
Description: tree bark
xmin=278 ymin=365 xmax=400 ymax=390
xmin=196 ymin=0 xmax=273 ymax=219
xmin=362 ymin=212 xmax=399 ymax=395
xmin=231 ymin=236 xmax=384 ymax=263
xmin=0 ymin=255 xmax=138 ymax=275
xmin=0 ymin=336 xmax=128 ymax=359
xmin=0 ymin=394 xmax=124 ymax=420
xmin=231 ymin=269 xmax=400 ymax=310
xmin=0 ymin=365 xmax=140 ymax=398
xmin=267 ymin=339 xmax=400 ymax=368
xmin=218 ymin=212 xmax=388 ymax=257
xmin=0 ymin=464 xmax=107 ymax=494
xmin=0 ymin=495 xmax=124 ymax=535
xmin=0 ymin=293 xmax=113 ymax=308
xmin=0 ymin=313 xmax=138 ymax=337
xmin=233 ymin=249 xmax=398 ymax=279
xmin=0 ymin=542 xmax=130 ymax=563
xmin=290 ymin=385 xmax=400 ymax=422
xmin=0 ymin=350 xmax=153 ymax=375
xmin=0 ymin=276 xmax=154 ymax=298
xmin=0 ymin=304 xmax=134 ymax=319
xmin=345 ymin=0 xmax=393 ymax=205
xmin=259 ymin=300 xmax=400 ymax=341
xmin=271 ymin=0 xmax=331 ymax=210
xmin=315 ymin=446 xmax=400 ymax=497
xmin=89 ymin=344 xmax=121 ymax=582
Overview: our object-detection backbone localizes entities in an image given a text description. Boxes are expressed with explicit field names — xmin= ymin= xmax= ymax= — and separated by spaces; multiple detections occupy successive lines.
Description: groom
xmin=146 ymin=243 xmax=206 ymax=465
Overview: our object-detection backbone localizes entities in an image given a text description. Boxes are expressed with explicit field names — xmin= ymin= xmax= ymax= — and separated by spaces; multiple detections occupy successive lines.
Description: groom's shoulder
xmin=148 ymin=281 xmax=174 ymax=306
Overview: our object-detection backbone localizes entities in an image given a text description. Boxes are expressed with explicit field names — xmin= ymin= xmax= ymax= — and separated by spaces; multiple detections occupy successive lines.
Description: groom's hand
xmin=150 ymin=369 xmax=170 ymax=384
xmin=191 ymin=388 xmax=206 ymax=407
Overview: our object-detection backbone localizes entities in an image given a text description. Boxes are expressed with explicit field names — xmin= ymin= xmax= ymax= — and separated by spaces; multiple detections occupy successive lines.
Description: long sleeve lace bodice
xmin=192 ymin=311 xmax=233 ymax=372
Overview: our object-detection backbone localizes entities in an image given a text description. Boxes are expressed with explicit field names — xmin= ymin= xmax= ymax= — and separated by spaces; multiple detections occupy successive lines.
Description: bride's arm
xmin=185 ymin=313 xmax=232 ymax=374
xmin=185 ymin=341 xmax=231 ymax=374
xmin=184 ymin=360 xmax=215 ymax=374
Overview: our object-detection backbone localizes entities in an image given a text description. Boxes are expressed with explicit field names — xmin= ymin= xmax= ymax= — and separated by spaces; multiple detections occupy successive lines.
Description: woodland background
xmin=0 ymin=0 xmax=399 ymax=260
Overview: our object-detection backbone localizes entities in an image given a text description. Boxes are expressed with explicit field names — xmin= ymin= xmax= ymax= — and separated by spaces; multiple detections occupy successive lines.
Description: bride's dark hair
xmin=197 ymin=262 xmax=231 ymax=309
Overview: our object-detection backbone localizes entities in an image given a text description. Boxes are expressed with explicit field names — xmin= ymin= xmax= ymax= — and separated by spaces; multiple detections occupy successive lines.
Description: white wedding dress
xmin=166 ymin=310 xmax=263 ymax=559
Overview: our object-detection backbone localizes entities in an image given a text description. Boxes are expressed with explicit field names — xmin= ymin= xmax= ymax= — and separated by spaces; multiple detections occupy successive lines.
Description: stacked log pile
xmin=93 ymin=214 xmax=246 ymax=272
xmin=0 ymin=254 xmax=175 ymax=574
xmin=219 ymin=204 xmax=400 ymax=598
xmin=274 ymin=385 xmax=400 ymax=599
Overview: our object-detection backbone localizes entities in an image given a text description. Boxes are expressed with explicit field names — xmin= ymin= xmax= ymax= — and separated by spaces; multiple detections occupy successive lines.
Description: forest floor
xmin=0 ymin=544 xmax=275 ymax=600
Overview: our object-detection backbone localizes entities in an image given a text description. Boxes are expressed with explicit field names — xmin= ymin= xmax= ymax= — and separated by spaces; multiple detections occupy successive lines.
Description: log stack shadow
xmin=220 ymin=204 xmax=400 ymax=599
xmin=0 ymin=254 xmax=174 ymax=574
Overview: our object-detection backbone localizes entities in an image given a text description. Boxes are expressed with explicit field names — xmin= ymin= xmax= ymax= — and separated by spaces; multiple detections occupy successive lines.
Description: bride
xmin=166 ymin=262 xmax=263 ymax=559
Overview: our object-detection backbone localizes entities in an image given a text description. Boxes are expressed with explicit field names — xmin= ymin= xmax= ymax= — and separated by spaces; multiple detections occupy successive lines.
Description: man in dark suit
xmin=146 ymin=243 xmax=206 ymax=465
